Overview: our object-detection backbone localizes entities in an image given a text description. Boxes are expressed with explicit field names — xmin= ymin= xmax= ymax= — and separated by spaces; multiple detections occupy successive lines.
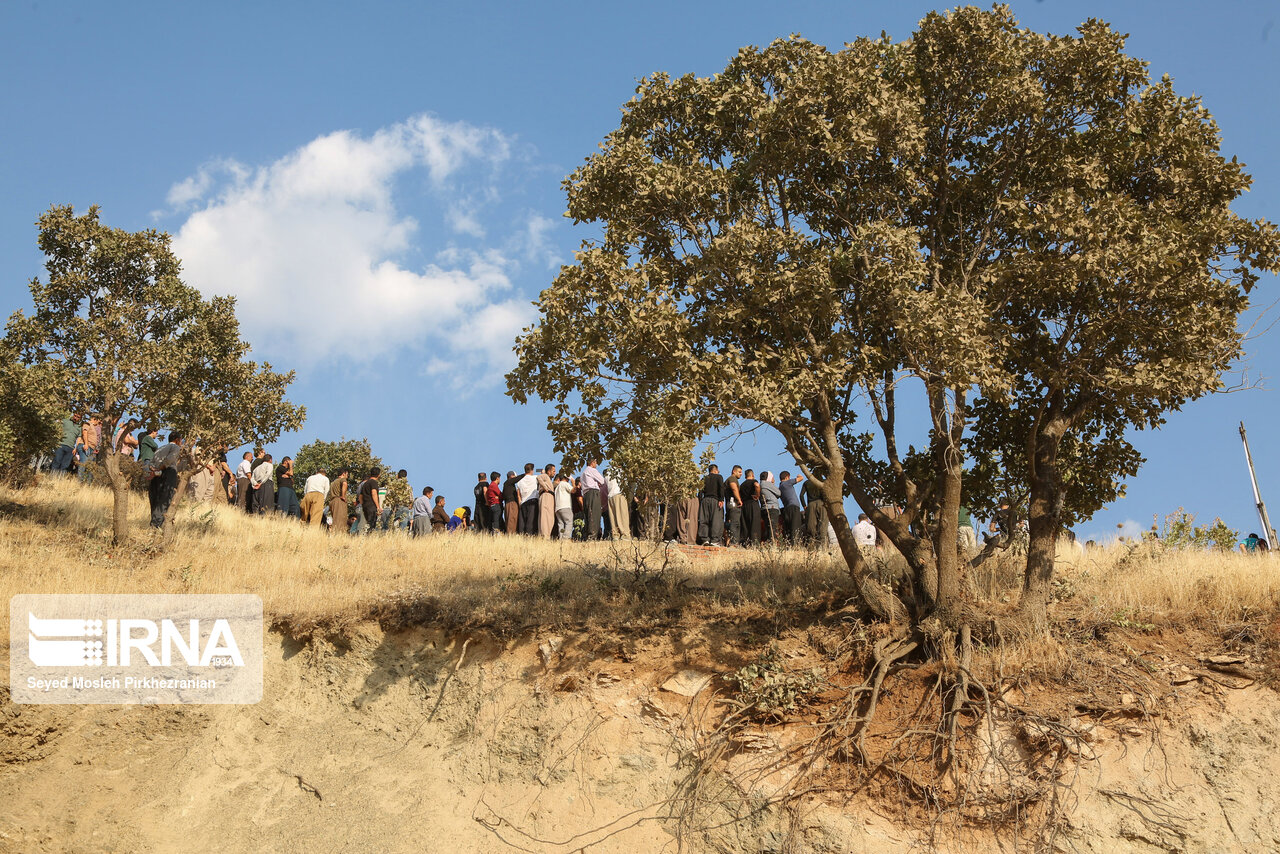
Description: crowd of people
xmin=45 ymin=413 xmax=864 ymax=547
xmin=56 ymin=411 xmax=1267 ymax=555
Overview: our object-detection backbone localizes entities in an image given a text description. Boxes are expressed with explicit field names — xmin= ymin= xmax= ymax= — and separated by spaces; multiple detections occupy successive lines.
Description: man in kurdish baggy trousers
xmin=147 ymin=434 xmax=185 ymax=528
xmin=606 ymin=470 xmax=630 ymax=539
xmin=301 ymin=468 xmax=329 ymax=526
xmin=537 ymin=464 xmax=557 ymax=538
xmin=580 ymin=459 xmax=606 ymax=540
xmin=697 ymin=465 xmax=725 ymax=545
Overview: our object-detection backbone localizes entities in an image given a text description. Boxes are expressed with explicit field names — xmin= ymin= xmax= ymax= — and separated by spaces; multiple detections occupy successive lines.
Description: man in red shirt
xmin=485 ymin=472 xmax=503 ymax=533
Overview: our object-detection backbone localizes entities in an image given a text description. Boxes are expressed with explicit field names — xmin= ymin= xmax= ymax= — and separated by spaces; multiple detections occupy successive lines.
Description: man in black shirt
xmin=473 ymin=472 xmax=489 ymax=533
xmin=724 ymin=465 xmax=743 ymax=546
xmin=215 ymin=444 xmax=233 ymax=503
xmin=359 ymin=468 xmax=381 ymax=533
xmin=502 ymin=470 xmax=520 ymax=535
xmin=697 ymin=464 xmax=725 ymax=545
xmin=740 ymin=469 xmax=761 ymax=546
xmin=802 ymin=479 xmax=828 ymax=546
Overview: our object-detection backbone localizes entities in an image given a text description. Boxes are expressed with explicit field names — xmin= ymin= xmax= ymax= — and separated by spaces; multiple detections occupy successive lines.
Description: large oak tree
xmin=508 ymin=7 xmax=1278 ymax=650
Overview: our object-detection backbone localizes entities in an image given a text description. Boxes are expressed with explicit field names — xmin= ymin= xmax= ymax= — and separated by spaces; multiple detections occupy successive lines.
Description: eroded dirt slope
xmin=3 ymin=624 xmax=1280 ymax=853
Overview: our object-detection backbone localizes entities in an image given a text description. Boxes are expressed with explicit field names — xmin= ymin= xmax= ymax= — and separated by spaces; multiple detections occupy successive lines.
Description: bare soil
xmin=4 ymin=618 xmax=1280 ymax=853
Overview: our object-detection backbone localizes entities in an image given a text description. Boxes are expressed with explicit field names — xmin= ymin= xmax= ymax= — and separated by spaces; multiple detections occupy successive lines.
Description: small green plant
xmin=1111 ymin=609 xmax=1155 ymax=633
xmin=187 ymin=505 xmax=217 ymax=535
xmin=170 ymin=563 xmax=201 ymax=589
xmin=1050 ymin=575 xmax=1077 ymax=603
xmin=732 ymin=643 xmax=824 ymax=719
xmin=1159 ymin=508 xmax=1237 ymax=552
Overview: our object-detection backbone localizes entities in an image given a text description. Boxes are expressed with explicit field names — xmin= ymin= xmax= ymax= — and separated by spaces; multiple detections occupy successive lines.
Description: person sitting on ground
xmin=431 ymin=496 xmax=450 ymax=533
xmin=447 ymin=506 xmax=469 ymax=533
xmin=1241 ymin=533 xmax=1268 ymax=554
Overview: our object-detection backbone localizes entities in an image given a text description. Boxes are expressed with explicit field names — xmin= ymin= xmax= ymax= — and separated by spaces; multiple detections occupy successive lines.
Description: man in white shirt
xmin=554 ymin=475 xmax=573 ymax=540
xmin=147 ymin=434 xmax=185 ymax=529
xmin=605 ymin=470 xmax=630 ymax=539
xmin=579 ymin=459 xmax=606 ymax=540
xmin=235 ymin=452 xmax=253 ymax=511
xmin=516 ymin=463 xmax=540 ymax=535
xmin=852 ymin=513 xmax=877 ymax=551
xmin=250 ymin=454 xmax=275 ymax=515
xmin=301 ymin=468 xmax=330 ymax=527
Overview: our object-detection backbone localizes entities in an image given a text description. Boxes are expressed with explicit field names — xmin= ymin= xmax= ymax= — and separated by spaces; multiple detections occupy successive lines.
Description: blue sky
xmin=2 ymin=1 xmax=1278 ymax=542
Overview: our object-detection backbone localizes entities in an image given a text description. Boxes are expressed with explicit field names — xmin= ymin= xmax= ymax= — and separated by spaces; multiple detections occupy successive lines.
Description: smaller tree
xmin=608 ymin=422 xmax=705 ymax=540
xmin=5 ymin=205 xmax=206 ymax=544
xmin=294 ymin=437 xmax=384 ymax=484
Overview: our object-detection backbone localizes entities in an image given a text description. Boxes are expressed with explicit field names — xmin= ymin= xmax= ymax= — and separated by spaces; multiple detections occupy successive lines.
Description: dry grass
xmin=2 ymin=476 xmax=1277 ymax=644
xmin=0 ymin=476 xmax=850 ymax=639
xmin=1055 ymin=538 xmax=1280 ymax=628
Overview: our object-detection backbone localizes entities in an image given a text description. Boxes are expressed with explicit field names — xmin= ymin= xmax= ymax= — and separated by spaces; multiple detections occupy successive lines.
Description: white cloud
xmin=519 ymin=212 xmax=563 ymax=269
xmin=168 ymin=114 xmax=534 ymax=377
xmin=446 ymin=202 xmax=486 ymax=238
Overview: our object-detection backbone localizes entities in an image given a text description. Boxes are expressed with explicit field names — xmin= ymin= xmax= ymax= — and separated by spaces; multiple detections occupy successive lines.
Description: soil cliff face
xmin=3 ymin=625 xmax=1280 ymax=853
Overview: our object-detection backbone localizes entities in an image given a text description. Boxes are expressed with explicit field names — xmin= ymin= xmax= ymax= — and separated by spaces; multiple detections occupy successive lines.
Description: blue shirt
xmin=779 ymin=477 xmax=801 ymax=509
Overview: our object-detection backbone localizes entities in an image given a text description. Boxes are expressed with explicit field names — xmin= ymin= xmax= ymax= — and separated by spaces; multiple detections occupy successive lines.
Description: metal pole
xmin=1240 ymin=422 xmax=1278 ymax=547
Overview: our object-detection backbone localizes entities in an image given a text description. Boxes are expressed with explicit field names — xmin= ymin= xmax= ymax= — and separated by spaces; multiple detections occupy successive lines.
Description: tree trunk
xmin=932 ymin=446 xmax=964 ymax=624
xmin=821 ymin=471 xmax=908 ymax=625
xmin=101 ymin=446 xmax=130 ymax=546
xmin=1018 ymin=417 xmax=1067 ymax=630
xmin=160 ymin=453 xmax=196 ymax=547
